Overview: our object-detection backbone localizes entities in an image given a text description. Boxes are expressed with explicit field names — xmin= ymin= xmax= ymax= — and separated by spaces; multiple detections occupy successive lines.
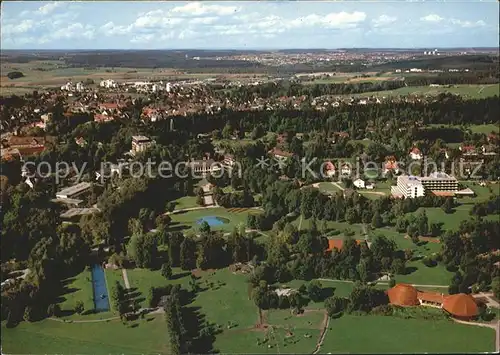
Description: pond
xmin=196 ymin=216 xmax=230 ymax=227
xmin=91 ymin=264 xmax=110 ymax=312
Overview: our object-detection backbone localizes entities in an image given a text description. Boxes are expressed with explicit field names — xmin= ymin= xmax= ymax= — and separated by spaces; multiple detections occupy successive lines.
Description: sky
xmin=1 ymin=1 xmax=498 ymax=50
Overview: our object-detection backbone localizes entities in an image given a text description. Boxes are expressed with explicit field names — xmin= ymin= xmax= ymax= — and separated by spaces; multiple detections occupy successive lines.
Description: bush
xmin=371 ymin=304 xmax=393 ymax=316
xmin=388 ymin=278 xmax=396 ymax=288
xmin=7 ymin=71 xmax=24 ymax=80
xmin=75 ymin=301 xmax=84 ymax=314
xmin=422 ymin=256 xmax=437 ymax=267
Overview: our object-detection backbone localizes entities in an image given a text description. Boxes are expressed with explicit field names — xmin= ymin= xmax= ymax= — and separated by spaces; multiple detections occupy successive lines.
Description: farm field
xmin=1 ymin=315 xmax=170 ymax=354
xmin=321 ymin=315 xmax=496 ymax=353
xmin=349 ymin=84 xmax=500 ymax=99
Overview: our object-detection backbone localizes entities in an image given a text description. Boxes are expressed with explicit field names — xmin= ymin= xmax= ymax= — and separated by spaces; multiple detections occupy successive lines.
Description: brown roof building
xmin=386 ymin=284 xmax=420 ymax=306
xmin=442 ymin=293 xmax=478 ymax=320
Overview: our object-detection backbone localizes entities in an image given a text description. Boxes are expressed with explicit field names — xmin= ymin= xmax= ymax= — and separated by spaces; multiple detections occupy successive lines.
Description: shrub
xmin=371 ymin=304 xmax=393 ymax=316
xmin=422 ymin=256 xmax=437 ymax=267
xmin=7 ymin=71 xmax=24 ymax=80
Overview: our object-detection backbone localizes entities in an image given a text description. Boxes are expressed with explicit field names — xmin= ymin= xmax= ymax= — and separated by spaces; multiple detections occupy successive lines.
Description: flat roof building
xmin=56 ymin=182 xmax=92 ymax=199
xmin=393 ymin=173 xmax=458 ymax=199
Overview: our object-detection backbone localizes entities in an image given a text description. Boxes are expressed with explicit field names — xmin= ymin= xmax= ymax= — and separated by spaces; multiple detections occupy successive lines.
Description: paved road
xmin=122 ymin=268 xmax=131 ymax=289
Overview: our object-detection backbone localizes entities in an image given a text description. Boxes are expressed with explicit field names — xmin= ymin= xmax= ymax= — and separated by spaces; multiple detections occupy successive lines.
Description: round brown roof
xmin=387 ymin=284 xmax=420 ymax=306
xmin=442 ymin=293 xmax=478 ymax=318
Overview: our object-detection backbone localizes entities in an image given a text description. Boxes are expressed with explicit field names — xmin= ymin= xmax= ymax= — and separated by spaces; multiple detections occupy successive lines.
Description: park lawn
xmin=406 ymin=206 xmax=474 ymax=232
xmin=173 ymin=196 xmax=198 ymax=210
xmin=58 ymin=269 xmax=94 ymax=315
xmin=468 ymin=123 xmax=500 ymax=134
xmin=1 ymin=315 xmax=171 ymax=354
xmin=168 ymin=207 xmax=254 ymax=233
xmin=460 ymin=182 xmax=498 ymax=204
xmin=215 ymin=327 xmax=320 ymax=354
xmin=316 ymin=182 xmax=343 ymax=196
xmin=292 ymin=215 xmax=364 ymax=236
xmin=125 ymin=267 xmax=191 ymax=308
xmin=321 ymin=315 xmax=496 ymax=353
xmin=191 ymin=268 xmax=258 ymax=331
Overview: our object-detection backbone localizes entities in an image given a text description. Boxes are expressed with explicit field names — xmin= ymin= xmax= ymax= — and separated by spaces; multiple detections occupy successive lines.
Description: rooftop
xmin=56 ymin=182 xmax=92 ymax=197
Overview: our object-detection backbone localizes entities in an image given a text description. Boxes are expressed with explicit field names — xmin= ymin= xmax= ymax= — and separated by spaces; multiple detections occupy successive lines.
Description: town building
xmin=131 ymin=135 xmax=154 ymax=155
xmin=188 ymin=159 xmax=223 ymax=176
xmin=100 ymin=79 xmax=118 ymax=88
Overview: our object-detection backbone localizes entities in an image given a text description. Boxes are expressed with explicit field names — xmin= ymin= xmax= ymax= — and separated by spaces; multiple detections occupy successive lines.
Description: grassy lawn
xmin=173 ymin=196 xmax=198 ymax=210
xmin=406 ymin=206 xmax=474 ymax=232
xmin=292 ymin=215 xmax=365 ymax=236
xmin=1 ymin=315 xmax=170 ymax=354
xmin=316 ymin=182 xmax=343 ymax=196
xmin=322 ymin=315 xmax=496 ymax=353
xmin=468 ymin=123 xmax=500 ymax=134
xmin=59 ymin=269 xmax=94 ymax=315
xmin=459 ymin=181 xmax=498 ymax=204
xmin=169 ymin=207 xmax=258 ymax=233
xmin=126 ymin=267 xmax=191 ymax=308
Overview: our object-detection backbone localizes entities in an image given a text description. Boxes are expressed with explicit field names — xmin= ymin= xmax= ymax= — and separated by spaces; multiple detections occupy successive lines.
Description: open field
xmin=1 ymin=315 xmax=170 ymax=354
xmin=427 ymin=123 xmax=499 ymax=135
xmin=321 ymin=315 xmax=496 ymax=353
xmin=1 ymin=60 xmax=267 ymax=95
xmin=168 ymin=207 xmax=259 ymax=233
xmin=59 ymin=269 xmax=95 ymax=315
xmin=349 ymin=84 xmax=499 ymax=98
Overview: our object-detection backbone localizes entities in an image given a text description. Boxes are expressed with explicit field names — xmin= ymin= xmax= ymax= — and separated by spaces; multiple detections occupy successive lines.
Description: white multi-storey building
xmin=393 ymin=173 xmax=459 ymax=198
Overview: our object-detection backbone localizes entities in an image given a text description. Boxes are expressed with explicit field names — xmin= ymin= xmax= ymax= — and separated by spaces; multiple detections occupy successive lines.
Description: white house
xmin=340 ymin=164 xmax=352 ymax=176
xmin=100 ymin=79 xmax=118 ymax=88
xmin=353 ymin=178 xmax=365 ymax=189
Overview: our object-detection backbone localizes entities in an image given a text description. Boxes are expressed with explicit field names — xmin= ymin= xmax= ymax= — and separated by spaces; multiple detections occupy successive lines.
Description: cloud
xmin=450 ymin=19 xmax=486 ymax=28
xmin=289 ymin=11 xmax=367 ymax=29
xmin=170 ymin=2 xmax=239 ymax=16
xmin=372 ymin=15 xmax=397 ymax=27
xmin=421 ymin=14 xmax=486 ymax=29
xmin=421 ymin=14 xmax=444 ymax=23
xmin=38 ymin=2 xmax=66 ymax=15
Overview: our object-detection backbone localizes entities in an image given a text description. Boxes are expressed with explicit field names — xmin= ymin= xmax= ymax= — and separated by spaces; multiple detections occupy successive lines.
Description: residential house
xmin=269 ymin=147 xmax=293 ymax=160
xmin=384 ymin=156 xmax=399 ymax=174
xmin=459 ymin=145 xmax=477 ymax=156
xmin=131 ymin=135 xmax=154 ymax=155
xmin=340 ymin=163 xmax=352 ymax=176
xmin=353 ymin=178 xmax=366 ymax=189
xmin=75 ymin=137 xmax=87 ymax=147
xmin=188 ymin=159 xmax=223 ymax=176
xmin=409 ymin=147 xmax=423 ymax=160
xmin=324 ymin=161 xmax=336 ymax=177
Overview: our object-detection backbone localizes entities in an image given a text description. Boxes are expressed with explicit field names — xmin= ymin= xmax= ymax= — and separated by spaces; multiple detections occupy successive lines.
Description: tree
xmin=161 ymin=261 xmax=173 ymax=280
xmin=75 ymin=300 xmax=85 ymax=314
xmin=180 ymin=237 xmax=197 ymax=270
xmin=441 ymin=198 xmax=454 ymax=214
xmin=222 ymin=122 xmax=233 ymax=139
xmin=324 ymin=296 xmax=345 ymax=318
xmin=47 ymin=303 xmax=60 ymax=317
xmin=416 ymin=210 xmax=429 ymax=236
xmin=196 ymin=195 xmax=204 ymax=206
xmin=429 ymin=222 xmax=442 ymax=237
xmin=23 ymin=306 xmax=33 ymax=322
xmin=391 ymin=259 xmax=406 ymax=275
xmin=307 ymin=280 xmax=323 ymax=302
xmin=199 ymin=221 xmax=211 ymax=236
xmin=165 ymin=201 xmax=176 ymax=213
xmin=371 ymin=211 xmax=383 ymax=229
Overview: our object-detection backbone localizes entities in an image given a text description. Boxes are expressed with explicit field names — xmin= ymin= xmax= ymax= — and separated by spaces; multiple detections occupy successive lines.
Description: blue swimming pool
xmin=91 ymin=264 xmax=110 ymax=312
xmin=196 ymin=216 xmax=228 ymax=226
